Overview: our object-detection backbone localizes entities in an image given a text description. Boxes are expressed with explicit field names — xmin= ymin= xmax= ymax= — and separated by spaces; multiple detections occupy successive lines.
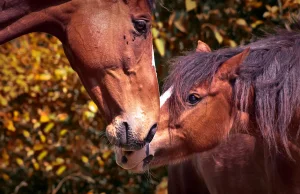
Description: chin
xmin=128 ymin=162 xmax=148 ymax=174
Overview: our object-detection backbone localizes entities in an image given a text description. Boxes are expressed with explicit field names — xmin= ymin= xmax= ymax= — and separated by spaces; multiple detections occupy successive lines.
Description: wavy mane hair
xmin=164 ymin=22 xmax=300 ymax=155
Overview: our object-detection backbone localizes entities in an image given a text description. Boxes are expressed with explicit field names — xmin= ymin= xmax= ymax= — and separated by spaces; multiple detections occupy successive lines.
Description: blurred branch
xmin=52 ymin=172 xmax=95 ymax=194
xmin=13 ymin=181 xmax=28 ymax=194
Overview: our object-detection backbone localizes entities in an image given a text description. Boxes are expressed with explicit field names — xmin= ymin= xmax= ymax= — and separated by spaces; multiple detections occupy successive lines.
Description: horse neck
xmin=0 ymin=0 xmax=72 ymax=44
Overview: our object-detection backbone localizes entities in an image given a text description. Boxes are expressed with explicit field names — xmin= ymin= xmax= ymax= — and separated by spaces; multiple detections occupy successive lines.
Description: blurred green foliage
xmin=0 ymin=0 xmax=299 ymax=193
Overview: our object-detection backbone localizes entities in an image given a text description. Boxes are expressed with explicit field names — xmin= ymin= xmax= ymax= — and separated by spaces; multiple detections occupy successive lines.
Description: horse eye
xmin=187 ymin=94 xmax=201 ymax=105
xmin=133 ymin=19 xmax=148 ymax=34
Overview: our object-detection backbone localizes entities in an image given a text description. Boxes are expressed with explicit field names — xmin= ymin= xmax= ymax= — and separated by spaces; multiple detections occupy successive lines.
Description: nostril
xmin=121 ymin=156 xmax=128 ymax=164
xmin=144 ymin=123 xmax=157 ymax=143
xmin=119 ymin=122 xmax=130 ymax=146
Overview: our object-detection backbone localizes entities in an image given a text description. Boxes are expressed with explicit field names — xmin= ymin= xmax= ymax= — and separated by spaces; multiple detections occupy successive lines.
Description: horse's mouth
xmin=142 ymin=155 xmax=154 ymax=167
xmin=115 ymin=145 xmax=154 ymax=173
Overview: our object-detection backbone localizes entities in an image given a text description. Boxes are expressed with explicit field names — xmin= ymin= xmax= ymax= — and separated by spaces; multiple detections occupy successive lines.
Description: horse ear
xmin=196 ymin=40 xmax=211 ymax=52
xmin=217 ymin=48 xmax=250 ymax=80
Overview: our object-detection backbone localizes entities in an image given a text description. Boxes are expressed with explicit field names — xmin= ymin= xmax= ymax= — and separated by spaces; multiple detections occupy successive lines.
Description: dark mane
xmin=164 ymin=25 xmax=300 ymax=155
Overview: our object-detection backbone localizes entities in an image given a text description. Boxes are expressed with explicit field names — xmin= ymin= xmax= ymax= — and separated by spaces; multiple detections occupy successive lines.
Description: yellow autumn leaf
xmin=39 ymin=133 xmax=46 ymax=143
xmin=251 ymin=20 xmax=263 ymax=28
xmin=33 ymin=144 xmax=44 ymax=151
xmin=16 ymin=158 xmax=24 ymax=166
xmin=60 ymin=129 xmax=68 ymax=136
xmin=56 ymin=165 xmax=67 ymax=176
xmin=214 ymin=30 xmax=223 ymax=44
xmin=154 ymin=38 xmax=166 ymax=57
xmin=229 ymin=40 xmax=237 ymax=48
xmin=45 ymin=165 xmax=53 ymax=172
xmin=38 ymin=74 xmax=52 ymax=81
xmin=2 ymin=150 xmax=9 ymax=160
xmin=37 ymin=150 xmax=48 ymax=161
xmin=57 ymin=113 xmax=68 ymax=121
xmin=97 ymin=156 xmax=105 ymax=167
xmin=88 ymin=101 xmax=98 ymax=113
xmin=27 ymin=149 xmax=34 ymax=157
xmin=102 ymin=151 xmax=112 ymax=160
xmin=53 ymin=157 xmax=65 ymax=166
xmin=33 ymin=162 xmax=40 ymax=170
xmin=4 ymin=120 xmax=16 ymax=132
xmin=44 ymin=122 xmax=55 ymax=133
xmin=40 ymin=113 xmax=50 ymax=123
xmin=151 ymin=28 xmax=159 ymax=39
xmin=23 ymin=130 xmax=30 ymax=138
xmin=81 ymin=156 xmax=89 ymax=163
xmin=2 ymin=173 xmax=10 ymax=181
xmin=236 ymin=18 xmax=247 ymax=26
xmin=0 ymin=95 xmax=8 ymax=106
xmin=185 ymin=0 xmax=197 ymax=12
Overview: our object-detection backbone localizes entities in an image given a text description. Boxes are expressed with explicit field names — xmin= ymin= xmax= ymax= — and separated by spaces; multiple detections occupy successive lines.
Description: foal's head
xmin=118 ymin=41 xmax=250 ymax=172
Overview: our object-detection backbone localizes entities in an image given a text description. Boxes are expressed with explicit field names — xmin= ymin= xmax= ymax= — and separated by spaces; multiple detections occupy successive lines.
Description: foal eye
xmin=187 ymin=94 xmax=202 ymax=105
xmin=133 ymin=19 xmax=148 ymax=34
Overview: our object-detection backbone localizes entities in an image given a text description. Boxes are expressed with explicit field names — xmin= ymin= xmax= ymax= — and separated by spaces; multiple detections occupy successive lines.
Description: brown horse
xmin=122 ymin=26 xmax=300 ymax=192
xmin=0 ymin=0 xmax=160 ymax=154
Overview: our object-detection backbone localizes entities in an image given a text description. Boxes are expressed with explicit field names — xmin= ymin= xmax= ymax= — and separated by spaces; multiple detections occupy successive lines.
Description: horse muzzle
xmin=106 ymin=118 xmax=157 ymax=150
xmin=115 ymin=143 xmax=154 ymax=173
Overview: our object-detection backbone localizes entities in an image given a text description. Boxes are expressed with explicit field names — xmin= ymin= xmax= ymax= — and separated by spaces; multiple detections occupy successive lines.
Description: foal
xmin=123 ymin=27 xmax=300 ymax=192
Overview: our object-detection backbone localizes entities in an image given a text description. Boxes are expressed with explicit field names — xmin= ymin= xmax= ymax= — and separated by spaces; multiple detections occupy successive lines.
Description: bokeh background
xmin=0 ymin=0 xmax=299 ymax=193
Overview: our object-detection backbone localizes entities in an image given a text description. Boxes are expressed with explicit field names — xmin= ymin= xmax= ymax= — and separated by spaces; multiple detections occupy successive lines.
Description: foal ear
xmin=217 ymin=48 xmax=250 ymax=80
xmin=196 ymin=40 xmax=211 ymax=52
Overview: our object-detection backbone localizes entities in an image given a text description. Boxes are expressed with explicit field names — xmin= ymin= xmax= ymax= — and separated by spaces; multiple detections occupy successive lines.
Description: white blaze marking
xmin=152 ymin=46 xmax=156 ymax=68
xmin=160 ymin=86 xmax=173 ymax=108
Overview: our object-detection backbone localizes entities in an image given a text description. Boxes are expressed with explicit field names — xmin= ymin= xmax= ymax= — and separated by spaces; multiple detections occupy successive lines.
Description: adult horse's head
xmin=0 ymin=0 xmax=159 ymax=150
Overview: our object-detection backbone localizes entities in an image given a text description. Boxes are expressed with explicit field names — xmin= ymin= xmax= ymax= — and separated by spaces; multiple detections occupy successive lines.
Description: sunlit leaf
xmin=154 ymin=38 xmax=166 ymax=57
xmin=4 ymin=120 xmax=16 ymax=132
xmin=88 ymin=101 xmax=98 ymax=113
xmin=102 ymin=151 xmax=112 ymax=160
xmin=40 ymin=113 xmax=50 ymax=123
xmin=23 ymin=130 xmax=30 ymax=138
xmin=37 ymin=73 xmax=52 ymax=81
xmin=97 ymin=156 xmax=105 ymax=167
xmin=81 ymin=156 xmax=89 ymax=164
xmin=44 ymin=122 xmax=55 ymax=133
xmin=39 ymin=133 xmax=46 ymax=143
xmin=52 ymin=157 xmax=65 ymax=166
xmin=33 ymin=161 xmax=40 ymax=170
xmin=60 ymin=129 xmax=68 ymax=136
xmin=56 ymin=165 xmax=67 ymax=176
xmin=251 ymin=20 xmax=264 ymax=28
xmin=33 ymin=144 xmax=44 ymax=151
xmin=57 ymin=113 xmax=68 ymax=122
xmin=185 ymin=0 xmax=197 ymax=12
xmin=152 ymin=28 xmax=159 ymax=39
xmin=236 ymin=18 xmax=247 ymax=26
xmin=214 ymin=31 xmax=223 ymax=44
xmin=229 ymin=40 xmax=237 ymax=47
xmin=2 ymin=173 xmax=10 ymax=181
xmin=37 ymin=150 xmax=48 ymax=161
xmin=16 ymin=158 xmax=24 ymax=166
